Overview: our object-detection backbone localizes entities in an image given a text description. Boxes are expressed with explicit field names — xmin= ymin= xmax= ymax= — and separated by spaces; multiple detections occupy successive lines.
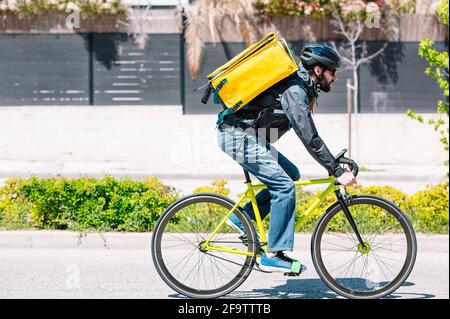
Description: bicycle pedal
xmin=284 ymin=263 xmax=307 ymax=276
xmin=284 ymin=271 xmax=301 ymax=277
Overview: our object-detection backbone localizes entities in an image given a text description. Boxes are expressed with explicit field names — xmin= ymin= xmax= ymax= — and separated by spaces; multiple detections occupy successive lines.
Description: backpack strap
xmin=216 ymin=107 xmax=235 ymax=126
xmin=213 ymin=79 xmax=228 ymax=104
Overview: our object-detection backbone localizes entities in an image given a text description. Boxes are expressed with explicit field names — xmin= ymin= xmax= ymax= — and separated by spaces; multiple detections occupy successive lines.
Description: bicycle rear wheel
xmin=151 ymin=193 xmax=258 ymax=298
xmin=311 ymin=195 xmax=417 ymax=299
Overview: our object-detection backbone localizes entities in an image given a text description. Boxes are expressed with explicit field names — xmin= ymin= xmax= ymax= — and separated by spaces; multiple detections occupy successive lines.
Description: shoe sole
xmin=259 ymin=264 xmax=307 ymax=274
xmin=259 ymin=265 xmax=292 ymax=273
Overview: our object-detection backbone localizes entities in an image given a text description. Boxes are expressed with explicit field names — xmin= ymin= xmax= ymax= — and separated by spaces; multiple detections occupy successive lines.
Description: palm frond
xmin=185 ymin=2 xmax=207 ymax=79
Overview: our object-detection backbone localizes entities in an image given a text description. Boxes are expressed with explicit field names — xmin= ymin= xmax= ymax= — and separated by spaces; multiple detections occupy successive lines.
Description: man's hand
xmin=336 ymin=170 xmax=357 ymax=187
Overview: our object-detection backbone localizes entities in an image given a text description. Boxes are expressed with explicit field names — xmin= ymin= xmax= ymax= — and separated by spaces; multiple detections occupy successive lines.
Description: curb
xmin=0 ymin=171 xmax=447 ymax=182
xmin=0 ymin=231 xmax=151 ymax=250
xmin=0 ymin=231 xmax=448 ymax=252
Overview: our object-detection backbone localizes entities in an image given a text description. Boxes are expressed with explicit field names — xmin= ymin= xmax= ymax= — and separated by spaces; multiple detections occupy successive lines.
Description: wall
xmin=0 ymin=106 xmax=446 ymax=178
xmin=0 ymin=33 xmax=182 ymax=106
xmin=185 ymin=41 xmax=448 ymax=114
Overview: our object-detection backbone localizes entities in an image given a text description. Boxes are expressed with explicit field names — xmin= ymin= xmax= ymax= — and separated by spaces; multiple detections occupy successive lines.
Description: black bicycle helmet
xmin=300 ymin=44 xmax=341 ymax=71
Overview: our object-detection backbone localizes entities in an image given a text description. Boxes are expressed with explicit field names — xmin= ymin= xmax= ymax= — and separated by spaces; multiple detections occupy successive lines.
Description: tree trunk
xmin=352 ymin=65 xmax=360 ymax=162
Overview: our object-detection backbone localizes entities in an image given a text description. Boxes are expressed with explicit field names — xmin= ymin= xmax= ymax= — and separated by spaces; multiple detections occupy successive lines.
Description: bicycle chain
xmin=203 ymin=240 xmax=268 ymax=272
xmin=208 ymin=240 xmax=264 ymax=244
xmin=202 ymin=250 xmax=268 ymax=273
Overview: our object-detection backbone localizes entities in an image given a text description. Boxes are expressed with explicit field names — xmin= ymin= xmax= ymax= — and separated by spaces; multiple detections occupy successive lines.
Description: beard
xmin=319 ymin=78 xmax=332 ymax=92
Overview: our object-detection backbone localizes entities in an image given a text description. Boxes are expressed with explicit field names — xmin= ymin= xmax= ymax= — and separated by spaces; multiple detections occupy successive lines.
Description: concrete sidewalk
xmin=0 ymin=160 xmax=447 ymax=181
xmin=0 ymin=230 xmax=448 ymax=252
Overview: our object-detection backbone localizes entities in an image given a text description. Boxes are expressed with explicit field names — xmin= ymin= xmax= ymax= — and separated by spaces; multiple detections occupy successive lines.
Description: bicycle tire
xmin=151 ymin=193 xmax=258 ymax=298
xmin=311 ymin=195 xmax=417 ymax=299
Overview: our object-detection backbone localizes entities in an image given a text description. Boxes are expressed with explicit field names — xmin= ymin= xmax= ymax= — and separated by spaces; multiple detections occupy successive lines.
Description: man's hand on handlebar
xmin=336 ymin=169 xmax=357 ymax=187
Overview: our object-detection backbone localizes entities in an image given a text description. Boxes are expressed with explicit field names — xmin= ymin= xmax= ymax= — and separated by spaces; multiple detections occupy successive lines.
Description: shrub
xmin=0 ymin=0 xmax=127 ymax=17
xmin=405 ymin=182 xmax=449 ymax=233
xmin=0 ymin=176 xmax=178 ymax=232
xmin=194 ymin=180 xmax=449 ymax=234
xmin=193 ymin=179 xmax=230 ymax=197
xmin=295 ymin=183 xmax=448 ymax=233
xmin=1 ymin=177 xmax=448 ymax=233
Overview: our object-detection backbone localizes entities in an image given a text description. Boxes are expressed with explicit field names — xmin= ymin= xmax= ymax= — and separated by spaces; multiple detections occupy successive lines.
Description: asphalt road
xmin=0 ymin=235 xmax=447 ymax=299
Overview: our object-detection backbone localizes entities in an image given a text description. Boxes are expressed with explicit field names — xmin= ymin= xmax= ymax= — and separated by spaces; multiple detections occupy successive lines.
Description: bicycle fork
xmin=334 ymin=189 xmax=368 ymax=251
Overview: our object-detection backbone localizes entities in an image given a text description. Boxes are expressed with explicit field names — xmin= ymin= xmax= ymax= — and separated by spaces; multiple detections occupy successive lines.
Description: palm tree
xmin=184 ymin=0 xmax=273 ymax=79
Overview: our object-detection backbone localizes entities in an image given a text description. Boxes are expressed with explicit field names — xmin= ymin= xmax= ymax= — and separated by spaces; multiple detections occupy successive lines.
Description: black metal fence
xmin=185 ymin=41 xmax=448 ymax=114
xmin=0 ymin=33 xmax=182 ymax=106
xmin=0 ymin=33 xmax=447 ymax=113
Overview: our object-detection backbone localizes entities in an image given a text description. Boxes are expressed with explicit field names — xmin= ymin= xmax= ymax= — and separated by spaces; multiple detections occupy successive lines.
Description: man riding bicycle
xmin=217 ymin=44 xmax=357 ymax=273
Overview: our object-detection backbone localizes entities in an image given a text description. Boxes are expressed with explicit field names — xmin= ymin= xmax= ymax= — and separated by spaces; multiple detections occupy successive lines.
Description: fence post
xmin=88 ymin=32 xmax=94 ymax=106
xmin=347 ymin=78 xmax=353 ymax=158
xmin=180 ymin=7 xmax=186 ymax=114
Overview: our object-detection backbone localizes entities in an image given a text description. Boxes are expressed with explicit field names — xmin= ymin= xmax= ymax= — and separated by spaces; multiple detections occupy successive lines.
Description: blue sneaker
xmin=226 ymin=213 xmax=246 ymax=235
xmin=260 ymin=251 xmax=307 ymax=274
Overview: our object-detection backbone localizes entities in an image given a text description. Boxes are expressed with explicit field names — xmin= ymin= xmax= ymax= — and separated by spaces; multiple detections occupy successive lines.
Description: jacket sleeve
xmin=281 ymin=85 xmax=344 ymax=177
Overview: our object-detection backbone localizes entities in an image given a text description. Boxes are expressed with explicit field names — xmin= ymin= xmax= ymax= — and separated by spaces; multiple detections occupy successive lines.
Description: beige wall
xmin=0 ymin=105 xmax=447 ymax=177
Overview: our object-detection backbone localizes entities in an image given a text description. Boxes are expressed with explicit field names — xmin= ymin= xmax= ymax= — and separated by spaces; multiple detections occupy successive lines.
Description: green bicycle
xmin=151 ymin=149 xmax=417 ymax=299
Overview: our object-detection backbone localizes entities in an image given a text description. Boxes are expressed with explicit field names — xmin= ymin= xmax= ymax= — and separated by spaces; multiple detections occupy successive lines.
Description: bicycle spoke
xmin=166 ymin=247 xmax=198 ymax=268
xmin=314 ymin=198 xmax=416 ymax=298
xmin=322 ymin=239 xmax=356 ymax=251
xmin=205 ymin=252 xmax=227 ymax=285
xmin=153 ymin=194 xmax=259 ymax=297
xmin=369 ymin=251 xmax=400 ymax=277
xmin=323 ymin=244 xmax=358 ymax=258
xmin=163 ymin=232 xmax=198 ymax=248
xmin=331 ymin=252 xmax=365 ymax=275
xmin=368 ymin=251 xmax=390 ymax=284
xmin=344 ymin=249 xmax=360 ymax=279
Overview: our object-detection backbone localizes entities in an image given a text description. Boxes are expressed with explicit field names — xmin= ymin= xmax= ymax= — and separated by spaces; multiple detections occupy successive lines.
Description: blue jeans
xmin=217 ymin=126 xmax=300 ymax=252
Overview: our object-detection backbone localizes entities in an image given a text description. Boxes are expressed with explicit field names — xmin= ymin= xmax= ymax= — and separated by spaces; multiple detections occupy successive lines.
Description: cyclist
xmin=217 ymin=44 xmax=357 ymax=273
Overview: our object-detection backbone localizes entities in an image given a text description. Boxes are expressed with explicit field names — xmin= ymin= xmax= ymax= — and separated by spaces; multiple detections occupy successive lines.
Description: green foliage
xmin=255 ymin=0 xmax=332 ymax=18
xmin=408 ymin=0 xmax=449 ymax=175
xmin=405 ymin=182 xmax=449 ymax=233
xmin=193 ymin=179 xmax=230 ymax=197
xmin=0 ymin=0 xmax=127 ymax=17
xmin=295 ymin=184 xmax=448 ymax=233
xmin=438 ymin=0 xmax=449 ymax=25
xmin=1 ymin=178 xmax=448 ymax=233
xmin=254 ymin=0 xmax=385 ymax=19
xmin=0 ymin=176 xmax=178 ymax=231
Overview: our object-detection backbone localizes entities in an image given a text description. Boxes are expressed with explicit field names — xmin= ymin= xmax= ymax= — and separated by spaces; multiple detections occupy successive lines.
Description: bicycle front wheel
xmin=151 ymin=193 xmax=258 ymax=298
xmin=311 ymin=195 xmax=417 ymax=299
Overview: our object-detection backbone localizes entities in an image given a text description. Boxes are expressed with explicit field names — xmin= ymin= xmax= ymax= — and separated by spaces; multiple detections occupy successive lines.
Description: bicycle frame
xmin=202 ymin=176 xmax=340 ymax=257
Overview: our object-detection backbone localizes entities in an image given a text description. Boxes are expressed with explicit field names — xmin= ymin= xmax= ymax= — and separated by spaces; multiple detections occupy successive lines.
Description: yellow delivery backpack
xmin=199 ymin=32 xmax=299 ymax=125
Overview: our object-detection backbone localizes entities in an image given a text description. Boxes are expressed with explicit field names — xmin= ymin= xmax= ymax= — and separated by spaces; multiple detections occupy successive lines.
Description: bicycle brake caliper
xmin=341 ymin=187 xmax=351 ymax=206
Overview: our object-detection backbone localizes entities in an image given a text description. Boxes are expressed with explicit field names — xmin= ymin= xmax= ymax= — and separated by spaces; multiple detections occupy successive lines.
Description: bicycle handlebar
xmin=335 ymin=149 xmax=359 ymax=178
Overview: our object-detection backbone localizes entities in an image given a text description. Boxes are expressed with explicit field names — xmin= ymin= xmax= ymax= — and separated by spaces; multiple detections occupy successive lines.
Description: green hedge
xmin=198 ymin=180 xmax=449 ymax=234
xmin=0 ymin=177 xmax=448 ymax=233
xmin=0 ymin=176 xmax=178 ymax=232
xmin=294 ymin=183 xmax=449 ymax=233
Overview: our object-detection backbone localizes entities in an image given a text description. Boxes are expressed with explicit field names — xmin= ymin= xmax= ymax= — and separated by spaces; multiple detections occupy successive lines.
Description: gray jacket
xmin=221 ymin=65 xmax=344 ymax=177
xmin=281 ymin=67 xmax=344 ymax=177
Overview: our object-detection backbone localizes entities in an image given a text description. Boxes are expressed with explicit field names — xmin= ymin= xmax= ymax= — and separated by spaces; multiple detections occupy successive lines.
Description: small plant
xmin=1 ymin=178 xmax=448 ymax=233
xmin=407 ymin=0 xmax=449 ymax=176
xmin=0 ymin=0 xmax=127 ymax=17
xmin=0 ymin=176 xmax=178 ymax=232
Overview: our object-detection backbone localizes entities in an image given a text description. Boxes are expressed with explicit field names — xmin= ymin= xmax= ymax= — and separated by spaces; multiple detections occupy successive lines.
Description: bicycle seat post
xmin=243 ymin=170 xmax=252 ymax=184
